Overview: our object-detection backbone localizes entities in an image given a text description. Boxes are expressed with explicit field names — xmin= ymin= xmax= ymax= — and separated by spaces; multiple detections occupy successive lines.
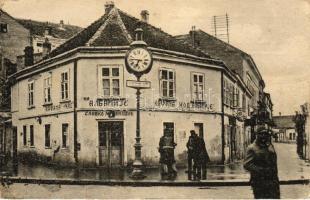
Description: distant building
xmin=16 ymin=19 xmax=82 ymax=71
xmin=273 ymin=115 xmax=296 ymax=143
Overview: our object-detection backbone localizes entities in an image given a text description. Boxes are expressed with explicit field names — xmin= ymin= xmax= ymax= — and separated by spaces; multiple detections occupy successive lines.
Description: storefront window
xmin=45 ymin=124 xmax=51 ymax=148
xmin=30 ymin=125 xmax=34 ymax=146
xmin=23 ymin=125 xmax=27 ymax=146
xmin=62 ymin=123 xmax=68 ymax=148
xmin=160 ymin=69 xmax=175 ymax=98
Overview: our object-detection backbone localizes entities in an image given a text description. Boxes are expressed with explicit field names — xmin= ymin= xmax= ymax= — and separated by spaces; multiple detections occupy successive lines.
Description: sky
xmin=1 ymin=0 xmax=310 ymax=115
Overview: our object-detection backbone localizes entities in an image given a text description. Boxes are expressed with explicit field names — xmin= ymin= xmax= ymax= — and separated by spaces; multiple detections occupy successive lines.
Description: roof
xmin=273 ymin=115 xmax=295 ymax=129
xmin=175 ymin=30 xmax=263 ymax=81
xmin=48 ymin=7 xmax=211 ymax=59
xmin=16 ymin=19 xmax=82 ymax=39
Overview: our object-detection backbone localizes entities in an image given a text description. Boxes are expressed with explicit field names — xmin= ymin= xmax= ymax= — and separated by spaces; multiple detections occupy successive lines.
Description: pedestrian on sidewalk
xmin=159 ymin=130 xmax=177 ymax=180
xmin=194 ymin=134 xmax=210 ymax=180
xmin=186 ymin=130 xmax=198 ymax=180
xmin=244 ymin=127 xmax=280 ymax=199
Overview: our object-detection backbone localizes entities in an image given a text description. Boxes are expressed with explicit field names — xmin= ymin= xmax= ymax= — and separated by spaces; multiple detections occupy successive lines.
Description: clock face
xmin=126 ymin=48 xmax=152 ymax=73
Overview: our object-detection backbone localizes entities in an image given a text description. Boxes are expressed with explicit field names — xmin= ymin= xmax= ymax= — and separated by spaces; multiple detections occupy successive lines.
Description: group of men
xmin=158 ymin=126 xmax=280 ymax=199
xmin=158 ymin=129 xmax=210 ymax=180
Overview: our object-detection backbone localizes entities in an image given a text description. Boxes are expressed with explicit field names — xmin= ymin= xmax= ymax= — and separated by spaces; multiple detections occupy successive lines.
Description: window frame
xmin=28 ymin=81 xmax=35 ymax=108
xmin=191 ymin=72 xmax=205 ymax=102
xmin=98 ymin=65 xmax=124 ymax=98
xmin=62 ymin=123 xmax=69 ymax=148
xmin=23 ymin=125 xmax=27 ymax=146
xmin=29 ymin=125 xmax=34 ymax=147
xmin=0 ymin=23 xmax=8 ymax=33
xmin=44 ymin=124 xmax=51 ymax=148
xmin=60 ymin=71 xmax=70 ymax=101
xmin=159 ymin=68 xmax=176 ymax=99
xmin=43 ymin=75 xmax=52 ymax=104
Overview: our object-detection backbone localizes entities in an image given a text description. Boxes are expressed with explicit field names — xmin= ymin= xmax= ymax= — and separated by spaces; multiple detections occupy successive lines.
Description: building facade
xmin=175 ymin=28 xmax=267 ymax=157
xmin=10 ymin=4 xmax=257 ymax=168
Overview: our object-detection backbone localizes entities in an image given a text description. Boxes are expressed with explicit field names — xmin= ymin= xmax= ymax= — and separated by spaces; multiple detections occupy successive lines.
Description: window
xmin=191 ymin=73 xmax=204 ymax=101
xmin=234 ymin=88 xmax=240 ymax=107
xmin=0 ymin=23 xmax=8 ymax=33
xmin=242 ymin=93 xmax=246 ymax=111
xmin=28 ymin=81 xmax=34 ymax=107
xmin=160 ymin=69 xmax=175 ymax=98
xmin=23 ymin=125 xmax=27 ymax=146
xmin=229 ymin=84 xmax=234 ymax=107
xmin=45 ymin=124 xmax=51 ymax=148
xmin=61 ymin=72 xmax=69 ymax=100
xmin=223 ymin=79 xmax=227 ymax=105
xmin=30 ymin=125 xmax=34 ymax=146
xmin=62 ymin=123 xmax=69 ymax=148
xmin=101 ymin=66 xmax=121 ymax=97
xmin=163 ymin=122 xmax=174 ymax=137
xmin=44 ymin=76 xmax=52 ymax=104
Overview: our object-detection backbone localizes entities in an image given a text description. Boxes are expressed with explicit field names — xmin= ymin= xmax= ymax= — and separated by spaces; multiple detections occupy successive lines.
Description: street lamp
xmin=125 ymin=27 xmax=153 ymax=179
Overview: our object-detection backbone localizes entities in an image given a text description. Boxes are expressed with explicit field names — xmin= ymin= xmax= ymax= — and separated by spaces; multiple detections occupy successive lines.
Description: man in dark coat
xmin=186 ymin=130 xmax=198 ymax=180
xmin=194 ymin=135 xmax=210 ymax=180
xmin=244 ymin=127 xmax=280 ymax=199
xmin=159 ymin=130 xmax=177 ymax=179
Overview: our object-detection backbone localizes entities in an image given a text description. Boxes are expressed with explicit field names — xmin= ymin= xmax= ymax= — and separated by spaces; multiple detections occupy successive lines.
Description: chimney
xmin=59 ymin=20 xmax=64 ymax=29
xmin=140 ymin=10 xmax=149 ymax=23
xmin=42 ymin=38 xmax=51 ymax=58
xmin=189 ymin=26 xmax=197 ymax=48
xmin=24 ymin=46 xmax=34 ymax=67
xmin=105 ymin=1 xmax=115 ymax=14
xmin=44 ymin=26 xmax=51 ymax=37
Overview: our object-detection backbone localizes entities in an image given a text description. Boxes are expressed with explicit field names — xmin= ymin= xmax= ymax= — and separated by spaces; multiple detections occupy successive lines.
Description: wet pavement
xmin=1 ymin=143 xmax=309 ymax=181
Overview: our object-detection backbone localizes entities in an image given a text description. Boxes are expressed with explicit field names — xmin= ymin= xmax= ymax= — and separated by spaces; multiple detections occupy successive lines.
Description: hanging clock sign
xmin=125 ymin=46 xmax=153 ymax=77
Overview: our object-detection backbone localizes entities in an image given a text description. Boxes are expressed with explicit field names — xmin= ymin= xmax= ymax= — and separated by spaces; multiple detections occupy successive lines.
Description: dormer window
xmin=0 ymin=23 xmax=8 ymax=33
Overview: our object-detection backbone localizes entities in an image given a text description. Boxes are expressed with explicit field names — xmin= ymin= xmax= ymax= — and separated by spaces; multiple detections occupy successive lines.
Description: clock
xmin=125 ymin=47 xmax=153 ymax=76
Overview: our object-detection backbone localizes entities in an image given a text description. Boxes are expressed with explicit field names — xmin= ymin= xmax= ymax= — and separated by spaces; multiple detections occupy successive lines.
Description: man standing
xmin=186 ymin=130 xmax=198 ymax=180
xmin=244 ymin=127 xmax=280 ymax=199
xmin=195 ymin=134 xmax=210 ymax=180
xmin=159 ymin=130 xmax=177 ymax=180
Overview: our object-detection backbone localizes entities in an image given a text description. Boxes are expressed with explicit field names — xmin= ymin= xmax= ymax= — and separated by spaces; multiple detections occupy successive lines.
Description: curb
xmin=1 ymin=177 xmax=309 ymax=187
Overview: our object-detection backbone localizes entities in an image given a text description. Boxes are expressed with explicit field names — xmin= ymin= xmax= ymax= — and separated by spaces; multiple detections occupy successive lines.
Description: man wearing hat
xmin=244 ymin=127 xmax=280 ymax=199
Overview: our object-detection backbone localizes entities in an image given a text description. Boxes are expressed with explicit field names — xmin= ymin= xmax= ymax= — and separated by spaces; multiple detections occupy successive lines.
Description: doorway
xmin=98 ymin=121 xmax=124 ymax=167
xmin=194 ymin=123 xmax=204 ymax=138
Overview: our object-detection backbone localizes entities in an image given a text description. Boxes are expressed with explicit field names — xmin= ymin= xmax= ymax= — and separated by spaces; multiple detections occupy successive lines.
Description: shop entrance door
xmin=194 ymin=123 xmax=204 ymax=138
xmin=98 ymin=121 xmax=123 ymax=167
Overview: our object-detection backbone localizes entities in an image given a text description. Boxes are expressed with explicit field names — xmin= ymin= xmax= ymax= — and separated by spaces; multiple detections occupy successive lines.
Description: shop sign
xmin=88 ymin=98 xmax=128 ymax=107
xmin=151 ymin=99 xmax=215 ymax=112
xmin=45 ymin=101 xmax=73 ymax=112
xmin=84 ymin=110 xmax=133 ymax=117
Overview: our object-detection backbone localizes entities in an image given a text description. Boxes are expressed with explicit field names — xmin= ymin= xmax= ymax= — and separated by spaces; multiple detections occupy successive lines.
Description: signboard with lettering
xmin=126 ymin=80 xmax=151 ymax=89
xmin=44 ymin=101 xmax=73 ymax=112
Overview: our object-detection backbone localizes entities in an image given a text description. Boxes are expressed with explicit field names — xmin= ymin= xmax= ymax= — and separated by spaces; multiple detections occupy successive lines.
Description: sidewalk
xmin=1 ymin=143 xmax=309 ymax=186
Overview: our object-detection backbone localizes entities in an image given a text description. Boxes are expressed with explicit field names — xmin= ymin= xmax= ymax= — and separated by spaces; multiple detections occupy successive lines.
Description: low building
xmin=10 ymin=3 xmax=253 ymax=167
xmin=273 ymin=115 xmax=296 ymax=143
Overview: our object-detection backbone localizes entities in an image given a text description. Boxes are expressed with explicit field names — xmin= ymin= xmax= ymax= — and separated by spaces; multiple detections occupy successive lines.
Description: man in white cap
xmin=244 ymin=127 xmax=280 ymax=199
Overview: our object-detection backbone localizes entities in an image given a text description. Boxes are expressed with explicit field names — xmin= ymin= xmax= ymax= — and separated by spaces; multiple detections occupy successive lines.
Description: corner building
xmin=10 ymin=5 xmax=251 ymax=167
